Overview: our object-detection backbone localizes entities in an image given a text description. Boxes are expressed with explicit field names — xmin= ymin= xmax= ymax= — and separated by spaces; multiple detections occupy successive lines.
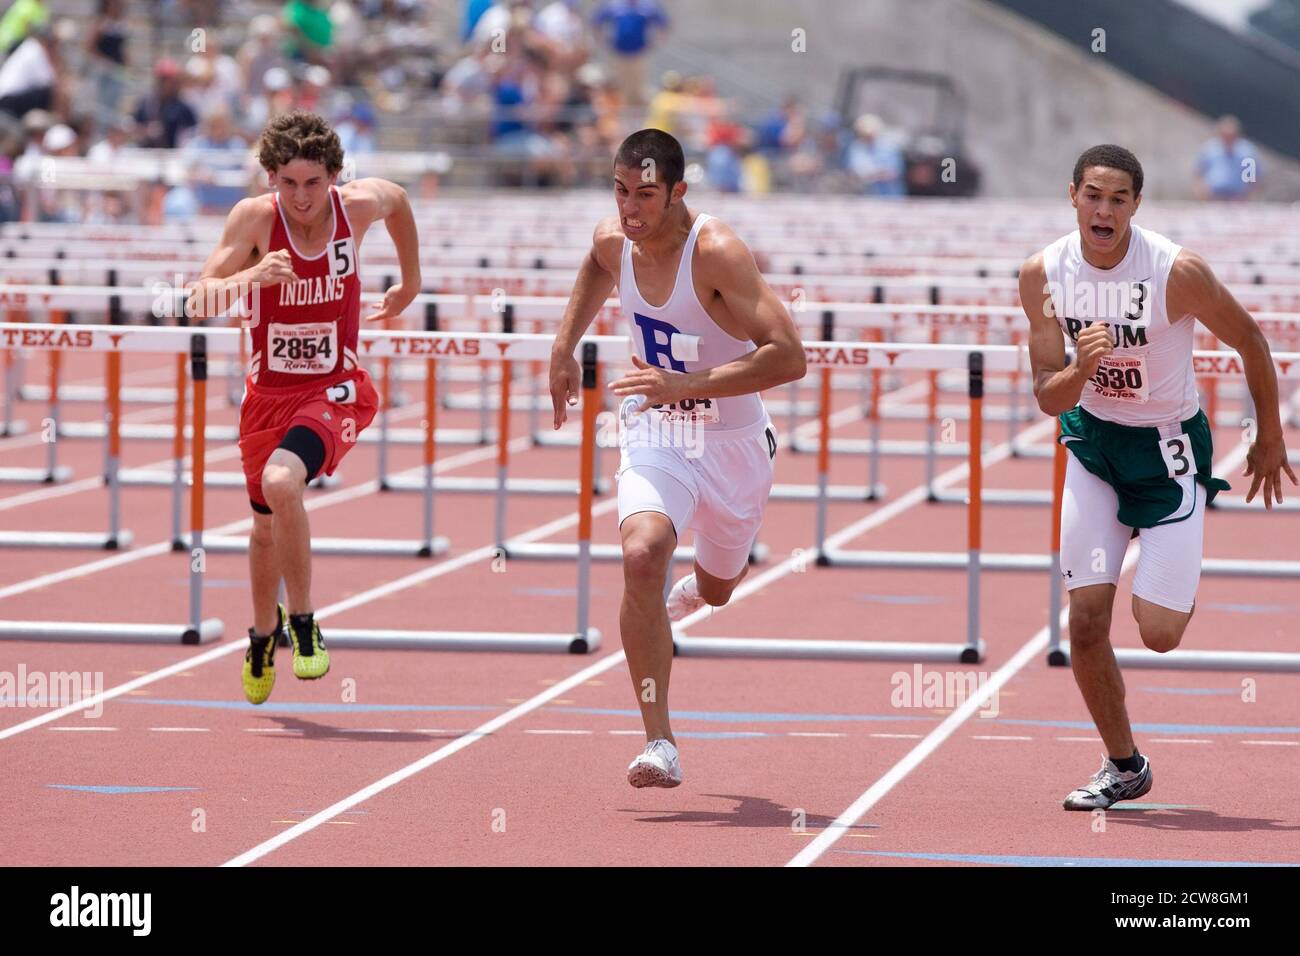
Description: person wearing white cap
xmin=41 ymin=121 xmax=75 ymax=154
xmin=845 ymin=113 xmax=905 ymax=197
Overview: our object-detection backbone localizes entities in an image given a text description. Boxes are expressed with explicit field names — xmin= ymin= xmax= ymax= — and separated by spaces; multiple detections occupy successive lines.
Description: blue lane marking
xmin=46 ymin=785 xmax=199 ymax=795
xmin=114 ymin=701 xmax=1300 ymax=735
xmin=1137 ymin=687 xmax=1240 ymax=696
xmin=835 ymin=851 xmax=1298 ymax=867
xmin=996 ymin=718 xmax=1300 ymax=735
xmin=121 ymin=699 xmax=500 ymax=714
xmin=676 ymin=731 xmax=768 ymax=739
xmin=558 ymin=707 xmax=936 ymax=724
xmin=1201 ymin=602 xmax=1292 ymax=614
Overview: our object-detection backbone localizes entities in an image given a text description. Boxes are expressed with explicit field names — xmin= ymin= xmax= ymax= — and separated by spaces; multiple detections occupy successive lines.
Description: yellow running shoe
xmin=288 ymin=612 xmax=330 ymax=680
xmin=242 ymin=604 xmax=286 ymax=705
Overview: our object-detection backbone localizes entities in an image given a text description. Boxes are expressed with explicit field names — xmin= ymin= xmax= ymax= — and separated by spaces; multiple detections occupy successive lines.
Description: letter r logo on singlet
xmin=632 ymin=313 xmax=686 ymax=372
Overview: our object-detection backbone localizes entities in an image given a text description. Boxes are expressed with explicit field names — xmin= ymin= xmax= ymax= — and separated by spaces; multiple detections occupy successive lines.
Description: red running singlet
xmin=247 ymin=184 xmax=362 ymax=390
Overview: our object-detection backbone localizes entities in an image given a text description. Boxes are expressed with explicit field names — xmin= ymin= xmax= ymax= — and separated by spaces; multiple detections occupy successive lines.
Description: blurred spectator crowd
xmin=7 ymin=0 xmax=1259 ymax=225
xmin=0 ymin=0 xmax=928 ymax=224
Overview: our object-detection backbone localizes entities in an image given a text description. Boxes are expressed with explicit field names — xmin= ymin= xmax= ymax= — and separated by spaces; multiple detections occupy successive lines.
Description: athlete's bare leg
xmin=248 ymin=512 xmax=281 ymax=635
xmin=260 ymin=448 xmax=313 ymax=616
xmin=1132 ymin=595 xmax=1194 ymax=653
xmin=1068 ymin=583 xmax=1136 ymax=758
xmin=620 ymin=511 xmax=677 ymax=744
xmin=693 ymin=560 xmax=748 ymax=606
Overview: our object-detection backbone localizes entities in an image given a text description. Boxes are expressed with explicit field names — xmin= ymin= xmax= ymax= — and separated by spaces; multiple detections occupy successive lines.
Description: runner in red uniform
xmin=189 ymin=110 xmax=421 ymax=704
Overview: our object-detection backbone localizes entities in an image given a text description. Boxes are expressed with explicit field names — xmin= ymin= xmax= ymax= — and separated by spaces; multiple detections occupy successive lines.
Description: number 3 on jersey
xmin=1159 ymin=432 xmax=1193 ymax=478
xmin=328 ymin=237 xmax=356 ymax=279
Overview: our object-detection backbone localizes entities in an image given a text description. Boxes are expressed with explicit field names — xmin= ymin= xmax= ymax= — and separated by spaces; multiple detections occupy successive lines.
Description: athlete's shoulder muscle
xmin=693 ymin=217 xmax=758 ymax=293
xmin=201 ymin=195 xmax=275 ymax=279
xmin=1018 ymin=251 xmax=1053 ymax=325
xmin=591 ymin=216 xmax=624 ymax=273
xmin=340 ymin=177 xmax=407 ymax=234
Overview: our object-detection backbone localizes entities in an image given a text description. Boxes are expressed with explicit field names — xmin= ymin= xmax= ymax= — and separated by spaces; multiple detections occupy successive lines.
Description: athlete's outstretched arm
xmin=1019 ymin=253 xmax=1112 ymax=416
xmin=608 ymin=226 xmax=805 ymax=410
xmin=188 ymin=198 xmax=293 ymax=318
xmin=352 ymin=178 xmax=421 ymax=322
xmin=1169 ymin=251 xmax=1296 ymax=507
xmin=549 ymin=218 xmax=618 ymax=428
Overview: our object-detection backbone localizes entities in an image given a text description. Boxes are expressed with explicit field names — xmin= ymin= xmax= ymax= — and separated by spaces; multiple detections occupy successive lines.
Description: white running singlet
xmin=617 ymin=213 xmax=767 ymax=433
xmin=1042 ymin=223 xmax=1198 ymax=427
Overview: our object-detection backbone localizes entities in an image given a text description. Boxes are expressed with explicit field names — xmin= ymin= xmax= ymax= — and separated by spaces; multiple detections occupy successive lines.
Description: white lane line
xmin=789 ymin=732 xmax=846 ymax=738
xmin=608 ymin=729 xmax=644 ymax=736
xmin=1241 ymin=740 xmax=1298 ymax=746
xmin=222 ymin=395 xmax=967 ymax=866
xmin=1056 ymin=736 xmax=1103 ymax=743
xmin=971 ymin=735 xmax=1032 ymax=741
xmin=244 ymin=728 xmax=300 ymax=733
xmin=788 ymin=618 xmax=1057 ymax=868
xmin=48 ymin=726 xmax=117 ymax=732
xmin=149 ymin=727 xmax=210 ymax=733
xmin=869 ymin=733 xmax=924 ymax=739
xmin=1148 ymin=738 xmax=1212 ymax=745
xmin=222 ymin=647 xmax=631 ymax=867
xmin=786 ymin=426 xmax=1253 ymax=869
xmin=525 ymin=729 xmax=593 ymax=735
xmin=0 ymin=443 xmax=544 ymax=741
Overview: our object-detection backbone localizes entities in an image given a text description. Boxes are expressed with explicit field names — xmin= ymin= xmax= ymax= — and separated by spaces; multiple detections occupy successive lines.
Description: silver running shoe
xmin=1063 ymin=755 xmax=1153 ymax=810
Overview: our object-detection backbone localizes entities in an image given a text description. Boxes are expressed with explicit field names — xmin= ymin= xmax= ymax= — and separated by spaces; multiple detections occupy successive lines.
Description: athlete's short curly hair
xmin=1073 ymin=144 xmax=1144 ymax=196
xmin=256 ymin=110 xmax=344 ymax=175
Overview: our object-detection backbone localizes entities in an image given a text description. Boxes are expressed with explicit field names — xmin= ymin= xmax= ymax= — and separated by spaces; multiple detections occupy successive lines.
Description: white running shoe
xmin=1062 ymin=754 xmax=1153 ymax=810
xmin=627 ymin=738 xmax=683 ymax=788
xmin=666 ymin=573 xmax=707 ymax=622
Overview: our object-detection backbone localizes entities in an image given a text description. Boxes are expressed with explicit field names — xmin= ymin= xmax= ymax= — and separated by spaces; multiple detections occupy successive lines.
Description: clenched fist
xmin=1075 ymin=323 xmax=1115 ymax=379
xmin=252 ymin=249 xmax=298 ymax=288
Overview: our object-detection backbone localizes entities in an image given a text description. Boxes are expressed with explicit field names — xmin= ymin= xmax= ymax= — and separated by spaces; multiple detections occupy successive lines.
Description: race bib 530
xmin=1089 ymin=353 xmax=1149 ymax=404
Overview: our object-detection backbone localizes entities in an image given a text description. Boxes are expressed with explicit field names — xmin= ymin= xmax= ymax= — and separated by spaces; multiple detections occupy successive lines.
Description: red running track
xmin=1 ymin=349 xmax=1298 ymax=867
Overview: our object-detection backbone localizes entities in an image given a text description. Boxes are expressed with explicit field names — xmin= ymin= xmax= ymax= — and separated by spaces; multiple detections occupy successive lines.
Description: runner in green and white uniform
xmin=1020 ymin=144 xmax=1296 ymax=811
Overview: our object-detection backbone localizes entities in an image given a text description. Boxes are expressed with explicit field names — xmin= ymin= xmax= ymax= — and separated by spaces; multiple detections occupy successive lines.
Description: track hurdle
xmin=318 ymin=338 xmax=612 ymax=653
xmin=675 ymin=342 xmax=1030 ymax=664
xmin=190 ymin=318 xmax=454 ymax=559
xmin=0 ymin=331 xmax=221 ymax=644
xmin=0 ymin=298 xmax=134 ymax=550
xmin=806 ymin=347 xmax=1042 ymax=661
xmin=0 ymin=321 xmax=630 ymax=652
xmin=0 ymin=298 xmax=72 ymax=484
xmin=1037 ymin=358 xmax=1300 ymax=671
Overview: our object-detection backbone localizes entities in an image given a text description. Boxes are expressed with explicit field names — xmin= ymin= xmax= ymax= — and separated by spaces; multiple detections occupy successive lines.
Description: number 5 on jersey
xmin=328 ymin=237 xmax=356 ymax=278
xmin=1159 ymin=433 xmax=1193 ymax=478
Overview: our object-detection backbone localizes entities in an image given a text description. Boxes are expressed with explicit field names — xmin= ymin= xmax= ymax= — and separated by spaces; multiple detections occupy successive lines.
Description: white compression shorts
xmin=1059 ymin=453 xmax=1206 ymax=613
xmin=615 ymin=399 xmax=776 ymax=580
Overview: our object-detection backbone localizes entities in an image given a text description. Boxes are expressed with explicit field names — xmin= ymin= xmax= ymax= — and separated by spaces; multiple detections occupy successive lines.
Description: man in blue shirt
xmin=845 ymin=113 xmax=905 ymax=198
xmin=592 ymin=0 xmax=668 ymax=106
xmin=1195 ymin=115 xmax=1260 ymax=201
